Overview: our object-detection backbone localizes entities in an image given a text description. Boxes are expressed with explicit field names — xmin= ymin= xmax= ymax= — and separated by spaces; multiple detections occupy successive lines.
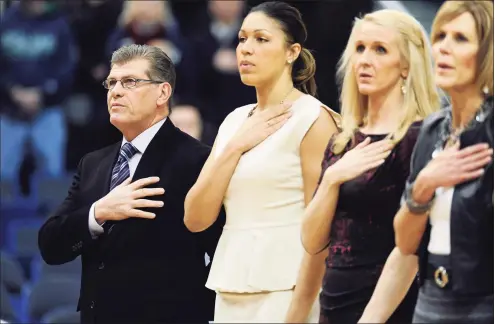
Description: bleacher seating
xmin=40 ymin=305 xmax=80 ymax=323
xmin=1 ymin=248 xmax=82 ymax=323
xmin=30 ymin=256 xmax=81 ymax=283
xmin=21 ymin=277 xmax=80 ymax=323
xmin=5 ymin=218 xmax=43 ymax=258
xmin=31 ymin=173 xmax=73 ymax=215
xmin=0 ymin=283 xmax=18 ymax=323
xmin=0 ymin=180 xmax=18 ymax=206
xmin=1 ymin=169 xmax=82 ymax=323
xmin=0 ymin=203 xmax=40 ymax=249
xmin=4 ymin=217 xmax=45 ymax=279
xmin=0 ymin=251 xmax=26 ymax=294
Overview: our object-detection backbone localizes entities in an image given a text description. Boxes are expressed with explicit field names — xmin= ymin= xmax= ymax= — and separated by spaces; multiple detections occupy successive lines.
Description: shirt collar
xmin=121 ymin=118 xmax=166 ymax=154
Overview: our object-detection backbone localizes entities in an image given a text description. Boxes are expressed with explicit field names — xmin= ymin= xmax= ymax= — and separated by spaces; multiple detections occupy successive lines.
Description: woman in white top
xmin=184 ymin=2 xmax=340 ymax=323
xmin=386 ymin=1 xmax=493 ymax=323
xmin=358 ymin=3 xmax=493 ymax=323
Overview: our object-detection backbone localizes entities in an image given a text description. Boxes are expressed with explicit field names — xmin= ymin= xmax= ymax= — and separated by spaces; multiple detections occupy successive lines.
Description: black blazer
xmin=38 ymin=119 xmax=225 ymax=323
xmin=407 ymin=100 xmax=494 ymax=295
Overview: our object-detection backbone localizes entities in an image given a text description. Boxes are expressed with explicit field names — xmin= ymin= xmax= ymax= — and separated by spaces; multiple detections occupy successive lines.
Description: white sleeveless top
xmin=427 ymin=187 xmax=454 ymax=255
xmin=206 ymin=94 xmax=335 ymax=293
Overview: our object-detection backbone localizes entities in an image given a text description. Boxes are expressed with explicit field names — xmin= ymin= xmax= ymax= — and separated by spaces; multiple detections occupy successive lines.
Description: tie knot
xmin=120 ymin=142 xmax=138 ymax=161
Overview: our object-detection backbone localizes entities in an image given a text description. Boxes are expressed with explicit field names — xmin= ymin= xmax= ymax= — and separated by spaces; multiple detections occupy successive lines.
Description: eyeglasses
xmin=102 ymin=77 xmax=163 ymax=90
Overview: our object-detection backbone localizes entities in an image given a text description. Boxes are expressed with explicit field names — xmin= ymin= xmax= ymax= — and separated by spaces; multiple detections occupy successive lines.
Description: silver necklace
xmin=247 ymin=87 xmax=295 ymax=118
xmin=432 ymin=97 xmax=493 ymax=158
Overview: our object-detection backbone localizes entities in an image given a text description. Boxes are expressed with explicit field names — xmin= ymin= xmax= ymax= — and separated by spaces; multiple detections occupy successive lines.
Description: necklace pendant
xmin=432 ymin=147 xmax=441 ymax=158
xmin=247 ymin=105 xmax=257 ymax=118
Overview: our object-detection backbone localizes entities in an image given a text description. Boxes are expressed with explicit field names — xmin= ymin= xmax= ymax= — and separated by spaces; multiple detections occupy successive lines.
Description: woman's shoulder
xmin=293 ymin=94 xmax=326 ymax=112
xmin=293 ymin=95 xmax=342 ymax=127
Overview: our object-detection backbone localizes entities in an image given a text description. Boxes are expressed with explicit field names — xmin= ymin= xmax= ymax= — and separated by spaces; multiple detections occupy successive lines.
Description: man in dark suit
xmin=38 ymin=44 xmax=224 ymax=323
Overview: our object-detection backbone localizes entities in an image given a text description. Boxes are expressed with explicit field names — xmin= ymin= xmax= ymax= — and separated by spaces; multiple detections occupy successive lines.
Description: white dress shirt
xmin=88 ymin=119 xmax=166 ymax=236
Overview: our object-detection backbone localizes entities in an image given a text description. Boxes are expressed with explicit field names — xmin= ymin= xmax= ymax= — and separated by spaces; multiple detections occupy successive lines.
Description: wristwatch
xmin=402 ymin=181 xmax=435 ymax=214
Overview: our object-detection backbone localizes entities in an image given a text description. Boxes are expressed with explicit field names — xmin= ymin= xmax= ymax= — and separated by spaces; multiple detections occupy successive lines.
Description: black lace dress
xmin=318 ymin=122 xmax=422 ymax=324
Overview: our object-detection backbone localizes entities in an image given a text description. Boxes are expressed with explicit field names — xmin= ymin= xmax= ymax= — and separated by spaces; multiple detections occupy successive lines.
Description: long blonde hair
xmin=332 ymin=9 xmax=440 ymax=154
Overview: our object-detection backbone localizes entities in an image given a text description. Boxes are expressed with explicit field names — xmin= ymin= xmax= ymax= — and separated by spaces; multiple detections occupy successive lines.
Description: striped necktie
xmin=110 ymin=142 xmax=138 ymax=191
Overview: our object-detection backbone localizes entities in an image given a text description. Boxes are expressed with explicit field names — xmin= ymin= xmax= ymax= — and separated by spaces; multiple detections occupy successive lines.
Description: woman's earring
xmin=482 ymin=85 xmax=489 ymax=96
xmin=287 ymin=59 xmax=292 ymax=64
xmin=401 ymin=81 xmax=407 ymax=95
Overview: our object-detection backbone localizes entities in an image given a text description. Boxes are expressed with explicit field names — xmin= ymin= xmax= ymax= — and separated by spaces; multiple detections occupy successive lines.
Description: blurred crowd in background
xmin=0 ymin=0 xmax=446 ymax=191
xmin=0 ymin=0 xmax=445 ymax=322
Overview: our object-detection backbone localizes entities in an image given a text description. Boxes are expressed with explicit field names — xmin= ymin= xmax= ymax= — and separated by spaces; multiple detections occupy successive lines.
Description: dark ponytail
xmin=293 ymin=48 xmax=317 ymax=96
xmin=249 ymin=1 xmax=317 ymax=96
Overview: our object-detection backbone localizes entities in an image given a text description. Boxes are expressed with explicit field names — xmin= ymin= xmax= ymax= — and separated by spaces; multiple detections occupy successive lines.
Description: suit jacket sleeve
xmin=38 ymin=156 xmax=94 ymax=265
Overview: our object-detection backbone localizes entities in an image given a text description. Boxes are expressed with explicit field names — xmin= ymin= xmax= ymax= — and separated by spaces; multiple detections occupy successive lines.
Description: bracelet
xmin=402 ymin=181 xmax=435 ymax=214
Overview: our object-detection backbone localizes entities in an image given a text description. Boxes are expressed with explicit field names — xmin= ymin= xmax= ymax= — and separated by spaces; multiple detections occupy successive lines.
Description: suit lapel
xmin=132 ymin=118 xmax=180 ymax=183
xmin=98 ymin=120 xmax=181 ymax=239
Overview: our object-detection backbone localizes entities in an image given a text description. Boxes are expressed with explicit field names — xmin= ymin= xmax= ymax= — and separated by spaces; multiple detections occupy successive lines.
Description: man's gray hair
xmin=110 ymin=44 xmax=176 ymax=92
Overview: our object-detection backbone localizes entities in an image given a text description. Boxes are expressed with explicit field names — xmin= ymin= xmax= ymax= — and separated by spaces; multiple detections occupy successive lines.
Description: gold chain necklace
xmin=247 ymin=87 xmax=295 ymax=118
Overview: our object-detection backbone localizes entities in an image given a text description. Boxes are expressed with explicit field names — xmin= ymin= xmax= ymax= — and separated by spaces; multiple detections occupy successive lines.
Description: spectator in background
xmin=168 ymin=0 xmax=210 ymax=40
xmin=106 ymin=1 xmax=183 ymax=66
xmin=189 ymin=0 xmax=256 ymax=130
xmin=106 ymin=0 xmax=195 ymax=100
xmin=0 ymin=0 xmax=77 ymax=181
xmin=63 ymin=0 xmax=123 ymax=170
xmin=169 ymin=98 xmax=219 ymax=146
xmin=67 ymin=0 xmax=122 ymax=116
xmin=169 ymin=104 xmax=203 ymax=141
xmin=394 ymin=1 xmax=493 ymax=323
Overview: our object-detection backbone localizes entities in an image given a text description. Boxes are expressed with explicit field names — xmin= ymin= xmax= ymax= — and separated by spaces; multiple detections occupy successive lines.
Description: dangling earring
xmin=401 ymin=79 xmax=407 ymax=95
